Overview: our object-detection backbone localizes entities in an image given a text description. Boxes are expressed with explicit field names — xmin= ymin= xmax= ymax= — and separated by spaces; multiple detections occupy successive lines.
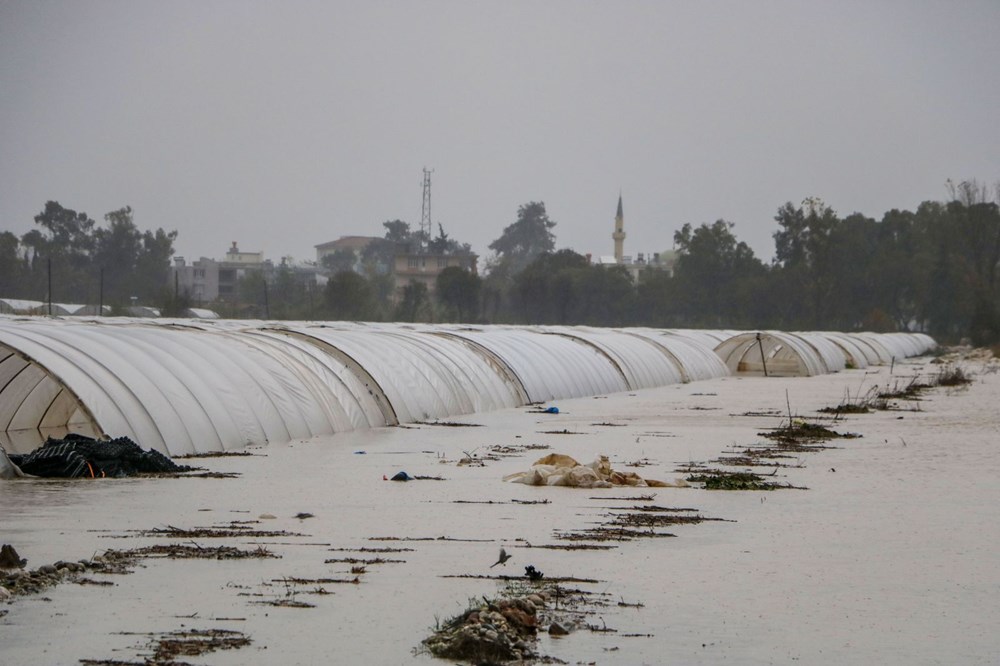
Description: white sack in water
xmin=503 ymin=453 xmax=688 ymax=488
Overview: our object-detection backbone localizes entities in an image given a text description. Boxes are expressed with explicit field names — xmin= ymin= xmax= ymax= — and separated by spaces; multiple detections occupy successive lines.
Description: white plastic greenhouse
xmin=714 ymin=331 xmax=936 ymax=377
xmin=0 ymin=317 xmax=936 ymax=456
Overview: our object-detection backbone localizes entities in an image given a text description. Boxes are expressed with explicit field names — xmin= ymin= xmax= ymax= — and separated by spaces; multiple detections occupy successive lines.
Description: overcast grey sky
xmin=2 ymin=0 xmax=998 ymax=266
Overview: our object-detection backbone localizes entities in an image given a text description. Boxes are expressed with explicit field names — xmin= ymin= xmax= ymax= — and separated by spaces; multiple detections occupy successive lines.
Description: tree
xmin=22 ymin=201 xmax=97 ymax=302
xmin=92 ymin=206 xmax=178 ymax=307
xmin=571 ymin=264 xmax=635 ymax=326
xmin=236 ymin=270 xmax=269 ymax=318
xmin=944 ymin=180 xmax=1000 ymax=344
xmin=769 ymin=199 xmax=840 ymax=328
xmin=669 ymin=220 xmax=767 ymax=327
xmin=0 ymin=231 xmax=26 ymax=295
xmin=32 ymin=200 xmax=96 ymax=258
xmin=511 ymin=250 xmax=588 ymax=323
xmin=436 ymin=266 xmax=481 ymax=322
xmin=324 ymin=270 xmax=378 ymax=321
xmin=428 ymin=223 xmax=472 ymax=255
xmin=137 ymin=226 xmax=178 ymax=302
xmin=382 ymin=219 xmax=413 ymax=244
xmin=394 ymin=281 xmax=432 ymax=322
xmin=381 ymin=219 xmax=428 ymax=252
xmin=488 ymin=202 xmax=556 ymax=275
xmin=428 ymin=224 xmax=452 ymax=255
xmin=93 ymin=207 xmax=142 ymax=304
xmin=322 ymin=248 xmax=358 ymax=274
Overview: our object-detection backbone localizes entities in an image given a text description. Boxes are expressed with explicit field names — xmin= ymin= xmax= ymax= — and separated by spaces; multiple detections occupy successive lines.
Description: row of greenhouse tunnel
xmin=0 ymin=316 xmax=936 ymax=457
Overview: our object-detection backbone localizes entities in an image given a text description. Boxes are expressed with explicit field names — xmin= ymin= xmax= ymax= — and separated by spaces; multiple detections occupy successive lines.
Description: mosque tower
xmin=612 ymin=193 xmax=626 ymax=263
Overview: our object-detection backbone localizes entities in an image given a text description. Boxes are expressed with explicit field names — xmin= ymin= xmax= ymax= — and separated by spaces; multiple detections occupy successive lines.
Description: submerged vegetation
xmin=759 ymin=420 xmax=860 ymax=444
xmin=686 ymin=470 xmax=790 ymax=491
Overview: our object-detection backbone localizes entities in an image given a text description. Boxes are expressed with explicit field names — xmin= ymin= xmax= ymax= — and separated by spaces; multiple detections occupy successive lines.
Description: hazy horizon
xmin=2 ymin=1 xmax=998 ymax=266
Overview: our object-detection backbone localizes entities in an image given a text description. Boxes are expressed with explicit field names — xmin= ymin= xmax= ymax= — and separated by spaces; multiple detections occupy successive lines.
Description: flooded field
xmin=2 ymin=355 xmax=998 ymax=665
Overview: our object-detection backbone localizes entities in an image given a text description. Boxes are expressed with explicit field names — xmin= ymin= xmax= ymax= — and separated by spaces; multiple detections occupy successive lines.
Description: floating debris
xmin=134 ymin=524 xmax=306 ymax=539
xmin=441 ymin=574 xmax=601 ymax=584
xmin=328 ymin=546 xmax=414 ymax=554
xmin=323 ymin=557 xmax=405 ymax=565
xmin=759 ymin=420 xmax=860 ymax=444
xmin=522 ymin=543 xmax=618 ymax=551
xmin=177 ymin=450 xmax=261 ymax=458
xmin=505 ymin=453 xmax=684 ymax=488
xmin=81 ymin=628 xmax=252 ymax=665
xmin=369 ymin=536 xmax=493 ymax=543
xmin=125 ymin=544 xmax=278 ymax=560
xmin=413 ymin=421 xmax=484 ymax=427
xmin=686 ymin=470 xmax=804 ymax=491
xmin=421 ymin=594 xmax=541 ymax=663
xmin=253 ymin=598 xmax=315 ymax=608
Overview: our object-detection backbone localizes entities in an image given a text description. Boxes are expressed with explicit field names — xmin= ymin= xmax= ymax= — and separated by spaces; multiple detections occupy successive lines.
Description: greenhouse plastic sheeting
xmin=791 ymin=332 xmax=848 ymax=374
xmin=539 ymin=326 xmax=686 ymax=390
xmin=442 ymin=327 xmax=629 ymax=402
xmin=0 ymin=317 xmax=937 ymax=456
xmin=626 ymin=329 xmax=731 ymax=381
xmin=714 ymin=332 xmax=830 ymax=377
xmin=285 ymin=326 xmax=527 ymax=423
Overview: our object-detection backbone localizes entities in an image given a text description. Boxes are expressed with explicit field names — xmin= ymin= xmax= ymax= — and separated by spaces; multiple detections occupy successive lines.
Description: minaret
xmin=612 ymin=193 xmax=626 ymax=263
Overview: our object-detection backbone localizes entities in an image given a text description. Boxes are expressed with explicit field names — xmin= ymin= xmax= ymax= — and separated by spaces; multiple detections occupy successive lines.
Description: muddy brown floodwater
xmin=2 ymin=355 xmax=998 ymax=665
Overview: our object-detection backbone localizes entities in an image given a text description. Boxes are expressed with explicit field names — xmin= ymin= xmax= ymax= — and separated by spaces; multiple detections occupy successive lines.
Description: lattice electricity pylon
xmin=420 ymin=167 xmax=433 ymax=242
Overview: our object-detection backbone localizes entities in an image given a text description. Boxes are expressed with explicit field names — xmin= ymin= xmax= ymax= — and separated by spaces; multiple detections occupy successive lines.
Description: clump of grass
xmin=686 ymin=470 xmax=783 ymax=491
xmin=934 ymin=365 xmax=972 ymax=387
xmin=877 ymin=376 xmax=932 ymax=401
xmin=760 ymin=420 xmax=859 ymax=444
xmin=817 ymin=403 xmax=870 ymax=415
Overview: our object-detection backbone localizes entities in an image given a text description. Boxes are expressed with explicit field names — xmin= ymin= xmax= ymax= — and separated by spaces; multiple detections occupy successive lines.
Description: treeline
xmin=299 ymin=185 xmax=1000 ymax=345
xmin=1 ymin=201 xmax=180 ymax=313
xmin=237 ymin=219 xmax=479 ymax=322
xmin=640 ymin=183 xmax=1000 ymax=345
xmin=5 ymin=183 xmax=999 ymax=345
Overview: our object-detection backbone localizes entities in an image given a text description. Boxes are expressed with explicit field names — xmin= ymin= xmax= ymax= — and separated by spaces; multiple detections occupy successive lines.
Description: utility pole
xmin=420 ymin=167 xmax=433 ymax=245
xmin=263 ymin=279 xmax=270 ymax=319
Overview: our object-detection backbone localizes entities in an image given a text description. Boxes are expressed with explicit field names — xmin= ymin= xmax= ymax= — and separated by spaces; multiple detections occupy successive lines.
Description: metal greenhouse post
xmin=756 ymin=331 xmax=769 ymax=377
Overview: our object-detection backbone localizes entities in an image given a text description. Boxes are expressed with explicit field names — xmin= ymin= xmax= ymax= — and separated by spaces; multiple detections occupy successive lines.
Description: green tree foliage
xmin=488 ymin=202 xmax=556 ymax=275
xmin=512 ymin=250 xmax=589 ymax=323
xmin=770 ymin=198 xmax=841 ymax=328
xmin=436 ymin=266 xmax=482 ymax=322
xmin=92 ymin=207 xmax=178 ymax=308
xmin=508 ymin=250 xmax=634 ymax=325
xmin=324 ymin=270 xmax=379 ymax=321
xmin=10 ymin=201 xmax=177 ymax=307
xmin=235 ymin=270 xmax=269 ymax=318
xmin=322 ymin=248 xmax=358 ymax=274
xmin=20 ymin=202 xmax=96 ymax=302
xmin=428 ymin=223 xmax=473 ymax=255
xmin=355 ymin=220 xmax=424 ymax=278
xmin=382 ymin=219 xmax=415 ymax=245
xmin=394 ymin=280 xmax=432 ymax=322
xmin=0 ymin=231 xmax=28 ymax=295
xmin=669 ymin=220 xmax=767 ymax=327
xmin=943 ymin=180 xmax=1000 ymax=344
